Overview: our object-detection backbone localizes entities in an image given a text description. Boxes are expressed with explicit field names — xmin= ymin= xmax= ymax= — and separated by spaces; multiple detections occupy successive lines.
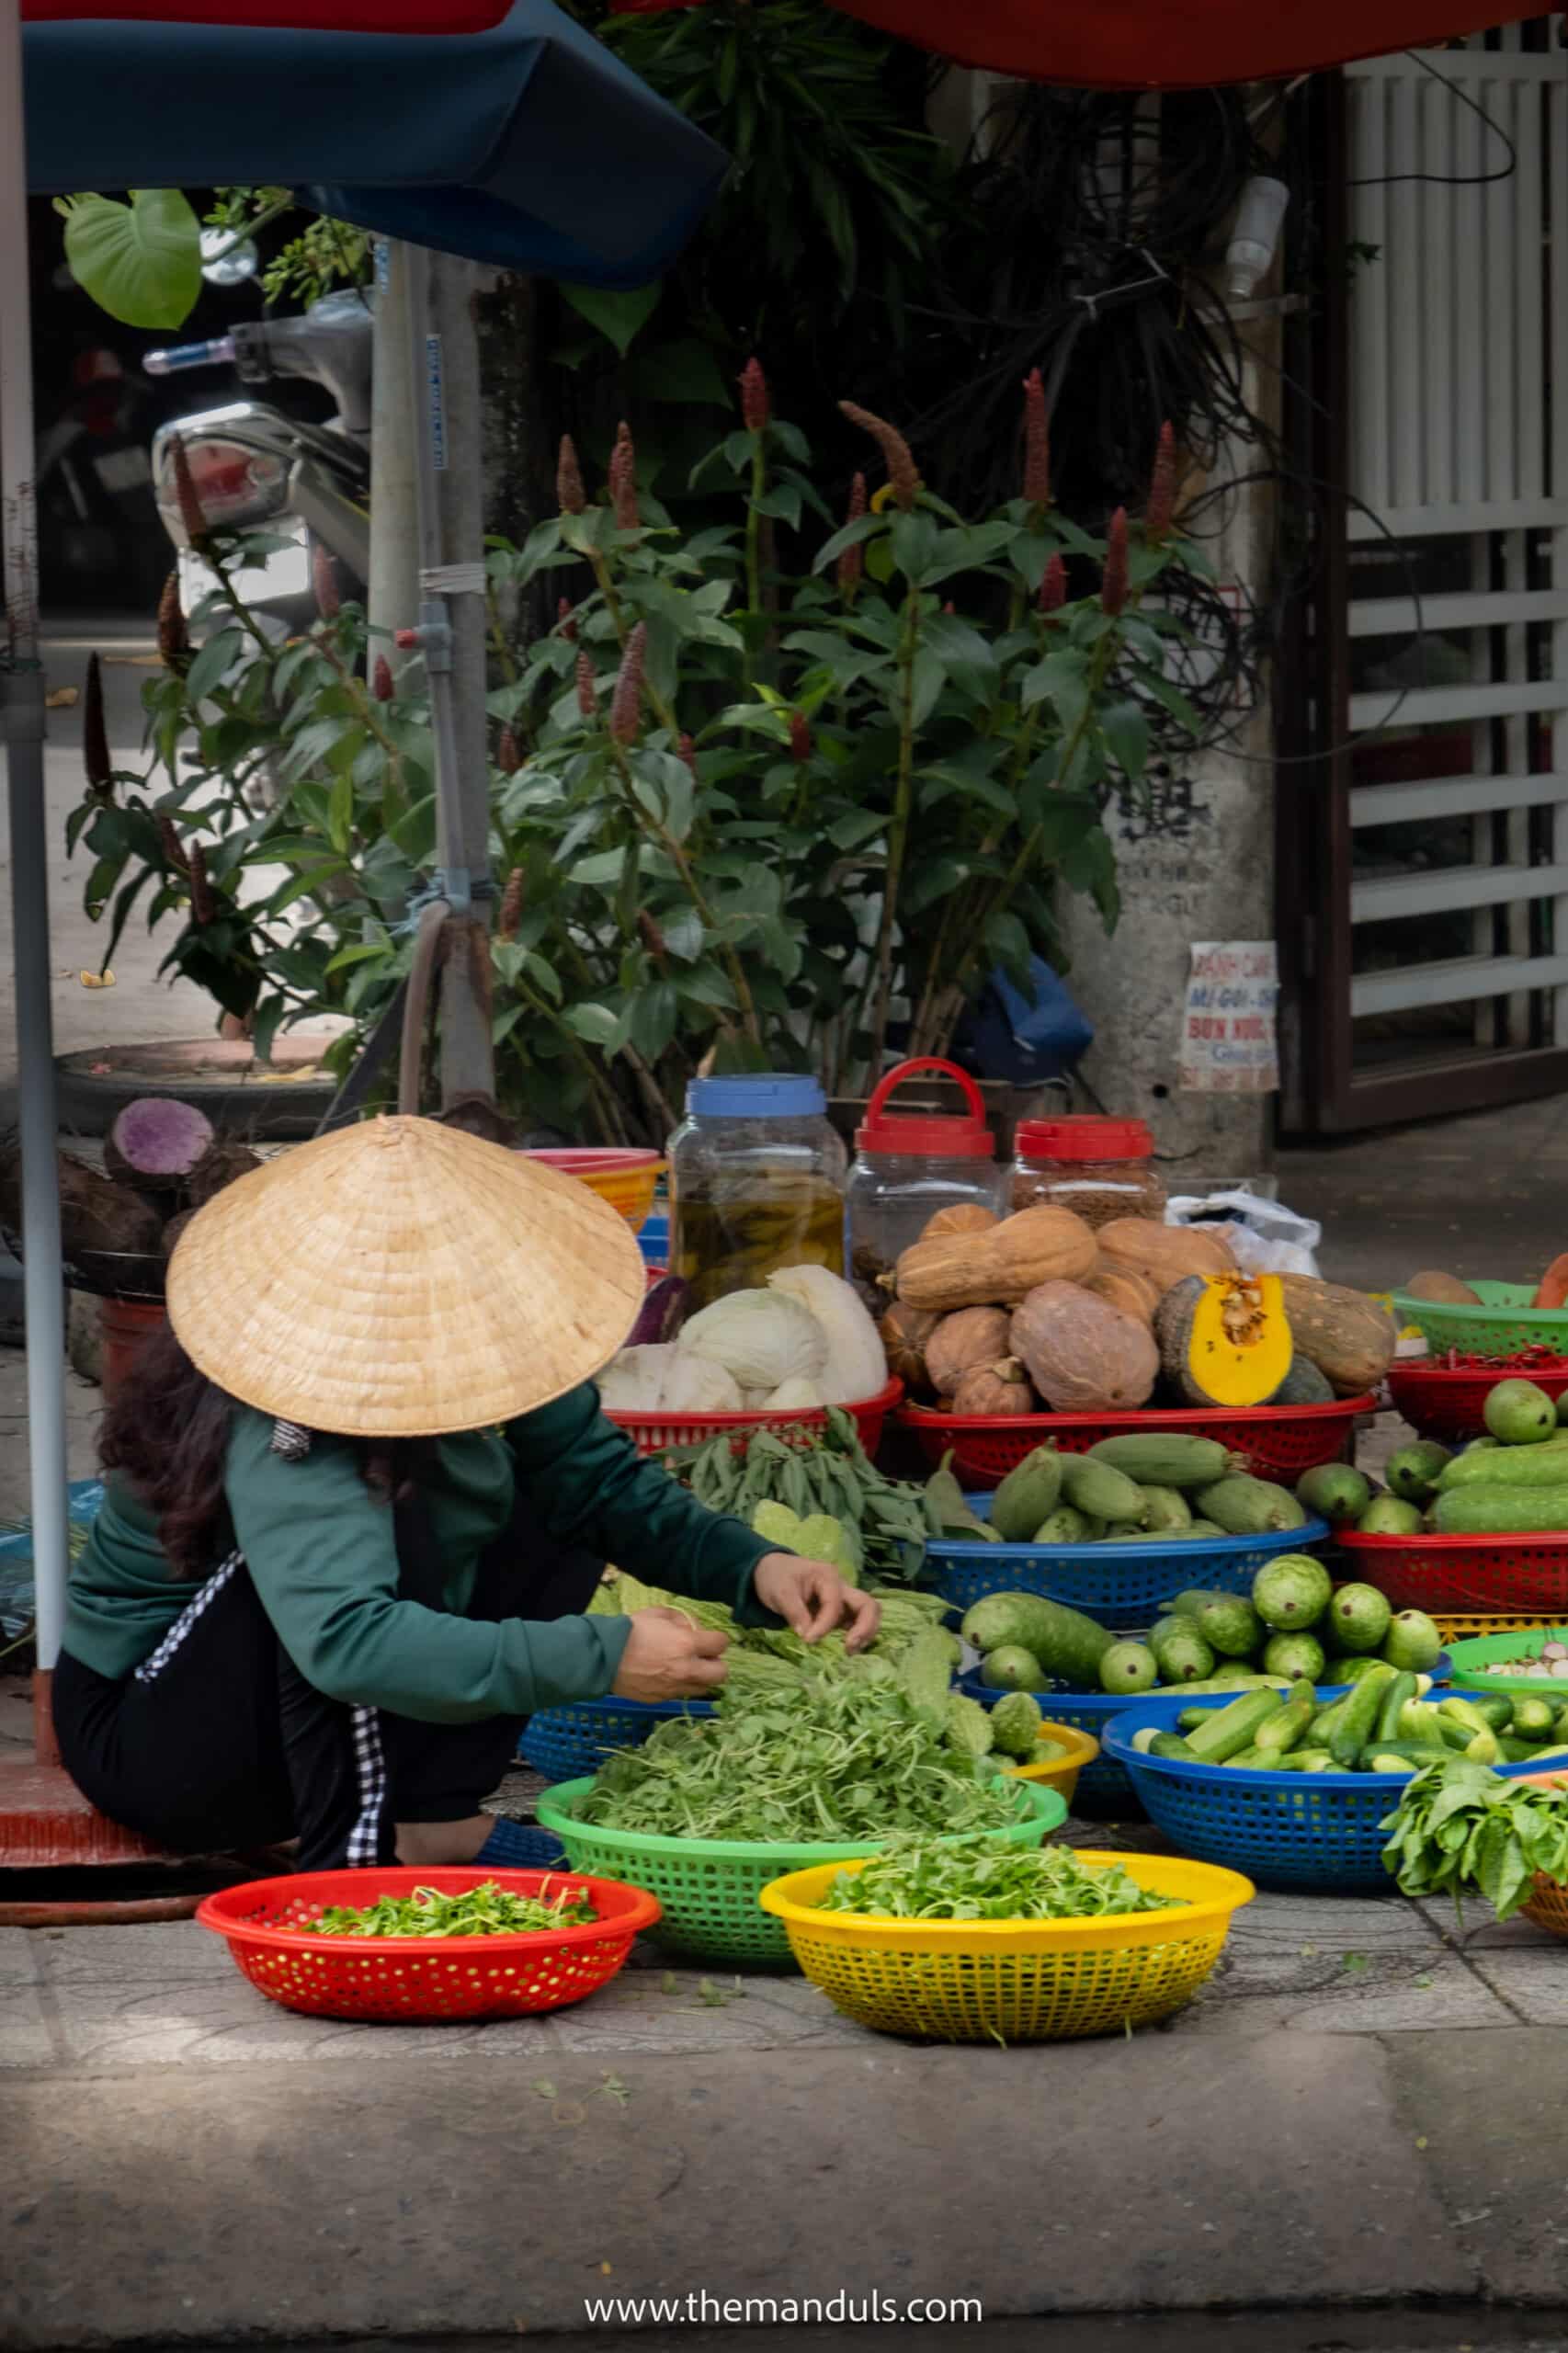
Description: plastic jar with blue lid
xmin=667 ymin=1075 xmax=847 ymax=1313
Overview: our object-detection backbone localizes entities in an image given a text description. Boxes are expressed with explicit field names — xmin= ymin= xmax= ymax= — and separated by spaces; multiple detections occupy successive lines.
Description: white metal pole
xmin=368 ymin=239 xmax=421 ymax=676
xmin=0 ymin=0 xmax=71 ymax=1702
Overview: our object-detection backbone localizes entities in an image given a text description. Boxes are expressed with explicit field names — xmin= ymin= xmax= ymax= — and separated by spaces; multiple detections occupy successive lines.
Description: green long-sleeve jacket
xmin=63 ymin=1383 xmax=780 ymax=1722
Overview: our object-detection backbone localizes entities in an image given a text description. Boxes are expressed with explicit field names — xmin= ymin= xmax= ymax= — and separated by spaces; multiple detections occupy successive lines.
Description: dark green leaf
xmin=184 ymin=629 xmax=245 ymax=706
xmin=558 ymin=278 xmax=661 ymax=356
xmin=1101 ymin=700 xmax=1151 ymax=786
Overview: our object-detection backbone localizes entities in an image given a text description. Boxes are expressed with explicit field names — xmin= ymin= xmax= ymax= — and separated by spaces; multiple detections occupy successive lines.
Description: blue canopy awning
xmin=23 ymin=0 xmax=727 ymax=285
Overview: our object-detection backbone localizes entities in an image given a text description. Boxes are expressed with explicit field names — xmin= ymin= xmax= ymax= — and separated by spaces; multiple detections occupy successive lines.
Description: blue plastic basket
xmin=1102 ymin=1694 xmax=1537 ymax=1893
xmin=927 ymin=1497 xmax=1332 ymax=1627
xmin=954 ymin=1672 xmax=1197 ymax=1815
xmin=519 ymin=1695 xmax=716 ymax=1783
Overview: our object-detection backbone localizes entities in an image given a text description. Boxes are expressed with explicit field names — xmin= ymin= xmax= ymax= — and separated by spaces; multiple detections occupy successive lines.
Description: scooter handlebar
xmin=144 ymin=335 xmax=237 ymax=377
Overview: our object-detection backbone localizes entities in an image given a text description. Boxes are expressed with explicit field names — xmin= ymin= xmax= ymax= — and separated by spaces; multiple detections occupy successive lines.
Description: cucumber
xmin=1295 ymin=1463 xmax=1372 ymax=1526
xmin=1149 ymin=1623 xmax=1216 ymax=1685
xmin=1170 ymin=1673 xmax=1289 ymax=1698
xmin=1146 ymin=1732 xmax=1200 ymax=1761
xmin=1437 ymin=1442 xmax=1568 ymax=1492
xmin=1060 ymin=1455 xmax=1147 ymax=1525
xmin=1386 ymin=1440 xmax=1452 ymax=1503
xmin=1328 ymin=1672 xmax=1387 ymax=1768
xmin=1195 ymin=1475 xmax=1308 ymax=1535
xmin=1462 ymin=1694 xmax=1514 ymax=1732
xmin=1085 ymin=1433 xmax=1240 ymax=1489
xmin=960 ymin=1592 xmax=1114 ymax=1686
xmin=1185 ymin=1688 xmax=1288 ymax=1762
xmin=1263 ymin=1631 xmax=1326 ymax=1683
xmin=1221 ymin=1746 xmax=1271 ymax=1769
xmin=1499 ymin=1735 xmax=1545 ymax=1763
xmin=980 ymin=1645 xmax=1048 ymax=1692
xmin=1375 ymin=1670 xmax=1418 ymax=1745
xmin=1432 ymin=1485 xmax=1568 ymax=1534
xmin=1366 ymin=1741 xmax=1461 ymax=1768
xmin=1254 ymin=1679 xmax=1316 ymax=1755
xmin=1139 ymin=1483 xmax=1193 ymax=1534
xmin=1033 ymin=1506 xmax=1094 ymax=1545
xmin=1183 ymin=1519 xmax=1227 ymax=1539
xmin=1513 ymin=1695 xmax=1557 ymax=1742
xmin=1098 ymin=1641 xmax=1160 ymax=1696
xmin=1358 ymin=1495 xmax=1425 ymax=1535
xmin=991 ymin=1448 xmax=1062 ymax=1543
xmin=1274 ymin=1747 xmax=1335 ymax=1771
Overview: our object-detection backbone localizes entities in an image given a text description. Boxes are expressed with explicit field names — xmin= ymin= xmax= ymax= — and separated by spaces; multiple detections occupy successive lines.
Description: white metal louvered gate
xmin=1340 ymin=22 xmax=1568 ymax=1094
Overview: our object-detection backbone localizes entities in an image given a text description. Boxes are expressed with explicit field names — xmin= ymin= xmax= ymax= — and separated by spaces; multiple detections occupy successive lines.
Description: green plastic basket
xmin=1446 ymin=1625 xmax=1568 ymax=1697
xmin=1391 ymin=1280 xmax=1568 ymax=1358
xmin=534 ymin=1778 xmax=1066 ymax=1966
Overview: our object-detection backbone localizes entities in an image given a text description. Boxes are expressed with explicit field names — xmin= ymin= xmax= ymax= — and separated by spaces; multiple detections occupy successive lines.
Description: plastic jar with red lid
xmin=846 ymin=1058 xmax=1008 ymax=1285
xmin=1009 ymin=1115 xmax=1165 ymax=1229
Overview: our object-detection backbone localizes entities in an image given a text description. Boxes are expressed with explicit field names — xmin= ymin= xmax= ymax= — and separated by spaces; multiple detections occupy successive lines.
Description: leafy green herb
xmin=292 ymin=1879 xmax=597 ymax=1939
xmin=573 ymin=1679 xmax=1026 ymax=1845
xmin=817 ymin=1837 xmax=1184 ymax=1922
xmin=661 ymin=1411 xmax=937 ymax=1586
xmin=1381 ymin=1759 xmax=1568 ymax=1923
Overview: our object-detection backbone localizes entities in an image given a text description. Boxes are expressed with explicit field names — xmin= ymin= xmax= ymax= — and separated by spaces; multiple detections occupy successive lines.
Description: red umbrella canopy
xmin=617 ymin=0 xmax=1540 ymax=90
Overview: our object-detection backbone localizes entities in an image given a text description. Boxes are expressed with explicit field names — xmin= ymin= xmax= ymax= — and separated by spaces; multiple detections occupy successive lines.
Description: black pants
xmin=53 ymin=1492 xmax=605 ymax=1871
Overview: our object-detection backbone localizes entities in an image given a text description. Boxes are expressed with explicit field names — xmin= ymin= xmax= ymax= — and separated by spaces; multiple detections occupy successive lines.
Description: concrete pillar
xmin=1060 ymin=320 xmax=1279 ymax=1194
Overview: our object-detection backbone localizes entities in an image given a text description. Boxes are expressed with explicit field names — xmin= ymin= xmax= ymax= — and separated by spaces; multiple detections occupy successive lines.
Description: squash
xmin=949 ymin=1358 xmax=1037 ymax=1416
xmin=925 ymin=1306 xmax=1014 ymax=1396
xmin=1010 ymin=1280 xmax=1160 ymax=1414
xmin=1406 ymin=1269 xmax=1483 ymax=1307
xmin=1270 ymin=1355 xmax=1335 ymax=1405
xmin=1277 ymin=1275 xmax=1396 ymax=1397
xmin=894 ymin=1203 xmax=1097 ymax=1312
xmin=1096 ymin=1218 xmax=1236 ymax=1290
xmin=878 ymin=1301 xmax=940 ymax=1397
xmin=1082 ymin=1262 xmax=1163 ymax=1327
xmin=1155 ymin=1273 xmax=1292 ymax=1408
xmin=920 ymin=1202 xmax=1001 ymax=1243
xmin=1534 ymin=1255 xmax=1568 ymax=1311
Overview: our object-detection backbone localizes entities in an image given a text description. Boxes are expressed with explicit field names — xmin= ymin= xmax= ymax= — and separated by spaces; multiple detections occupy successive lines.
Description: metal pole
xmin=367 ymin=240 xmax=421 ymax=676
xmin=0 ymin=0 xmax=70 ymax=1721
xmin=403 ymin=244 xmax=494 ymax=1108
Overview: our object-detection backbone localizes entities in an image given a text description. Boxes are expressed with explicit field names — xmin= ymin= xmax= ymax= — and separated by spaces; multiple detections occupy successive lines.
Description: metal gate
xmin=1279 ymin=19 xmax=1568 ymax=1130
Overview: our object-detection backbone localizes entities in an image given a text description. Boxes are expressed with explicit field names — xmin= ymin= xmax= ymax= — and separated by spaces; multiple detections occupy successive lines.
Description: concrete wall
xmin=1060 ymin=325 xmax=1279 ymax=1194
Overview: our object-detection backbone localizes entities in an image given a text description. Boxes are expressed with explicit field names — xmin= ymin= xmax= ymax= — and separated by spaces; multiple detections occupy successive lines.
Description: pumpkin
xmin=1096 ymin=1218 xmax=1235 ymax=1290
xmin=1406 ymin=1269 xmax=1483 ymax=1307
xmin=1270 ymin=1355 xmax=1335 ymax=1404
xmin=1155 ymin=1273 xmax=1292 ymax=1407
xmin=878 ymin=1300 xmax=940 ymax=1396
xmin=949 ymin=1358 xmax=1038 ymax=1416
xmin=1082 ymin=1262 xmax=1163 ymax=1327
xmin=1277 ymin=1275 xmax=1396 ymax=1397
xmin=1533 ymin=1256 xmax=1568 ymax=1311
xmin=1009 ymin=1280 xmax=1160 ymax=1413
xmin=920 ymin=1202 xmax=1001 ymax=1243
xmin=925 ymin=1306 xmax=1014 ymax=1396
xmin=894 ymin=1203 xmax=1097 ymax=1312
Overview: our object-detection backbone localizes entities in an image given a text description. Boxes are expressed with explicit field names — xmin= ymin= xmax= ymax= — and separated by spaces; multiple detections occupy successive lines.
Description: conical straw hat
xmin=165 ymin=1116 xmax=648 ymax=1437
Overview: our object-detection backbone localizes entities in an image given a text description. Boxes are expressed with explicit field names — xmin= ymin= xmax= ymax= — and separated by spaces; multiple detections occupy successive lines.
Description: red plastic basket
xmin=897 ymin=1395 xmax=1376 ymax=1487
xmin=195 ymin=1867 xmax=660 ymax=2021
xmin=1388 ymin=1360 xmax=1568 ymax=1444
xmin=1335 ymin=1529 xmax=1568 ymax=1618
xmin=608 ymin=1377 xmax=903 ymax=1461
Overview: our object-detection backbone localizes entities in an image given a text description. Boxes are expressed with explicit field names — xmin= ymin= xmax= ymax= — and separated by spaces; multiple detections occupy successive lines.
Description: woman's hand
xmin=753 ymin=1554 xmax=881 ymax=1653
xmin=610 ymin=1606 xmax=730 ymax=1702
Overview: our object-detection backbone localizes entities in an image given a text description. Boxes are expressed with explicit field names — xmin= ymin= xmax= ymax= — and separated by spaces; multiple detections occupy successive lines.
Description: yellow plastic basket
xmin=759 ymin=1850 xmax=1254 ymax=2043
xmin=997 ymin=1722 xmax=1100 ymax=1811
xmin=1431 ymin=1611 xmax=1547 ymax=1645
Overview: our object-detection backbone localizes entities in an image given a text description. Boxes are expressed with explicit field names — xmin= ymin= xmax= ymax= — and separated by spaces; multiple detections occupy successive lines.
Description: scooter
xmin=35 ymin=347 xmax=167 ymax=608
xmin=145 ymin=290 xmax=373 ymax=636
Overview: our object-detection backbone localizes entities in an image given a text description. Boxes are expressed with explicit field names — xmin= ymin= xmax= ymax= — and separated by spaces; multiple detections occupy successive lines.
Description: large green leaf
xmin=559 ymin=279 xmax=662 ymax=357
xmin=58 ymin=190 xmax=202 ymax=329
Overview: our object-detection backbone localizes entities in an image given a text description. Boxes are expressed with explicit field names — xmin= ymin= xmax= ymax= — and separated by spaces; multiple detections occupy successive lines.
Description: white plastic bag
xmin=1165 ymin=1189 xmax=1322 ymax=1279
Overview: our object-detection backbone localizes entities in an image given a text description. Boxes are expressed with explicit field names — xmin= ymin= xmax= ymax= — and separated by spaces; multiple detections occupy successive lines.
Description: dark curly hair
xmin=98 ymin=1321 xmax=416 ymax=1579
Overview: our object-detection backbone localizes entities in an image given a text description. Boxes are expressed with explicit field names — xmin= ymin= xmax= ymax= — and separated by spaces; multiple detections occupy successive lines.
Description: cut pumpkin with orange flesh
xmin=1535 ymin=1255 xmax=1568 ymax=1311
xmin=1154 ymin=1272 xmax=1294 ymax=1408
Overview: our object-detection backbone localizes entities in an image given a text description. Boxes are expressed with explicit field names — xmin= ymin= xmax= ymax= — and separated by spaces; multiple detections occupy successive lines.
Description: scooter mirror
xmin=199 ymin=229 xmax=260 ymax=288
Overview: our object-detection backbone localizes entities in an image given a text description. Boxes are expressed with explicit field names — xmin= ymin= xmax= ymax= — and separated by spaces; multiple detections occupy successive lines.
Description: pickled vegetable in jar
xmin=1009 ymin=1115 xmax=1165 ymax=1229
xmin=667 ymin=1075 xmax=847 ymax=1313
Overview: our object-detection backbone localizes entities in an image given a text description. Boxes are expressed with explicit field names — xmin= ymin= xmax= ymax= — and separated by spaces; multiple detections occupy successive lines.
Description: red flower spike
xmin=156 ymin=813 xmax=189 ymax=875
xmin=638 ymin=908 xmax=669 ymax=964
xmin=837 ymin=402 xmax=917 ymax=511
xmin=609 ymin=622 xmax=646 ymax=745
xmin=789 ymin=710 xmax=812 ymax=764
xmin=498 ymin=868 xmax=525 ymax=942
xmin=556 ymin=436 xmax=586 ymax=517
xmin=170 ymin=438 xmax=209 ymax=543
xmin=1100 ymin=508 xmax=1130 ymax=618
xmin=1022 ymin=368 xmax=1051 ymax=507
xmin=372 ymin=654 xmax=394 ymax=702
xmin=187 ymin=842 xmax=217 ymax=926
xmin=677 ymin=733 xmax=699 ymax=777
xmin=575 ymin=649 xmax=597 ymax=722
xmin=740 ymin=357 xmax=770 ymax=433
xmin=1146 ymin=421 xmax=1177 ymax=547
xmin=557 ymin=597 xmax=577 ymax=643
xmin=836 ymin=472 xmax=868 ymax=598
xmin=497 ymin=724 xmax=522 ymax=775
xmin=1038 ymin=552 xmax=1068 ymax=619
xmin=312 ymin=541 xmax=341 ymax=621
xmin=83 ymin=653 xmax=110 ymax=796
xmin=157 ymin=571 xmax=189 ymax=676
xmin=608 ymin=422 xmax=639 ymax=531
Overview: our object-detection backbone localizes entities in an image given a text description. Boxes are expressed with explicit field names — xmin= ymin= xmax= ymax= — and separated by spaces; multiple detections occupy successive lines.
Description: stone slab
xmin=1385 ymin=2029 xmax=1568 ymax=2305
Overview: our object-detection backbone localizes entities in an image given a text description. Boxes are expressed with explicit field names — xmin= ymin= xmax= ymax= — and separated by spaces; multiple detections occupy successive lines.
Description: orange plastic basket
xmin=517 ymin=1147 xmax=664 ymax=1233
xmin=196 ymin=1867 xmax=660 ymax=2021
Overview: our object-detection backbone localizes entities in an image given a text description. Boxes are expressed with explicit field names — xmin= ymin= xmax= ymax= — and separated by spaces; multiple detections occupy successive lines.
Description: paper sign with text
xmin=1179 ymin=940 xmax=1278 ymax=1094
